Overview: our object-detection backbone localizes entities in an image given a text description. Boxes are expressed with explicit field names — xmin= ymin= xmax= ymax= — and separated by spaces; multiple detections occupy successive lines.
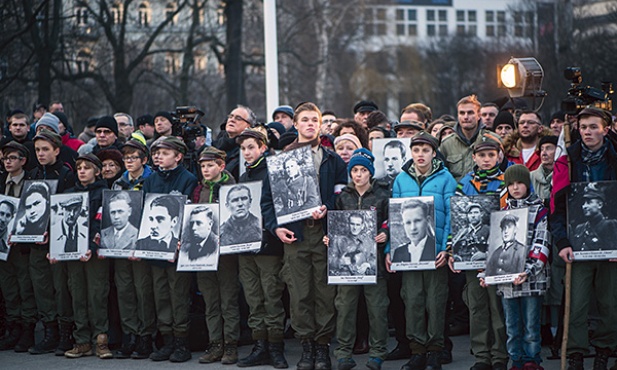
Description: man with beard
xmin=220 ymin=185 xmax=261 ymax=246
xmin=504 ymin=111 xmax=549 ymax=171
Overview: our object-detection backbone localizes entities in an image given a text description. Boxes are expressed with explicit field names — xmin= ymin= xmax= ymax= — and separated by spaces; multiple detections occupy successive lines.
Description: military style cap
xmin=583 ymin=186 xmax=605 ymax=202
xmin=33 ymin=130 xmax=62 ymax=149
xmin=466 ymin=203 xmax=482 ymax=213
xmin=199 ymin=146 xmax=226 ymax=162
xmin=78 ymin=153 xmax=103 ymax=170
xmin=473 ymin=134 xmax=503 ymax=153
xmin=410 ymin=131 xmax=438 ymax=151
xmin=394 ymin=120 xmax=425 ymax=132
xmin=577 ymin=107 xmax=613 ymax=126
xmin=123 ymin=139 xmax=149 ymax=157
xmin=151 ymin=136 xmax=187 ymax=155
xmin=2 ymin=141 xmax=29 ymax=160
xmin=235 ymin=128 xmax=268 ymax=146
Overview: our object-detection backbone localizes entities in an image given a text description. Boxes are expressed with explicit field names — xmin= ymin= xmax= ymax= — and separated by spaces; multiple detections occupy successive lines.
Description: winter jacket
xmin=551 ymin=138 xmax=617 ymax=251
xmin=112 ymin=165 xmax=154 ymax=191
xmin=497 ymin=193 xmax=550 ymax=299
xmin=61 ymin=132 xmax=85 ymax=152
xmin=391 ymin=158 xmax=457 ymax=253
xmin=334 ymin=179 xmax=390 ymax=277
xmin=456 ymin=166 xmax=508 ymax=209
xmin=143 ymin=164 xmax=197 ymax=197
xmin=530 ymin=166 xmax=552 ymax=206
xmin=29 ymin=159 xmax=76 ymax=194
xmin=262 ymin=145 xmax=347 ymax=242
xmin=191 ymin=170 xmax=235 ymax=204
xmin=239 ymin=153 xmax=284 ymax=256
xmin=503 ymin=127 xmax=552 ymax=171
xmin=212 ymin=133 xmax=241 ymax=180
xmin=67 ymin=179 xmax=108 ymax=252
xmin=438 ymin=123 xmax=502 ymax=181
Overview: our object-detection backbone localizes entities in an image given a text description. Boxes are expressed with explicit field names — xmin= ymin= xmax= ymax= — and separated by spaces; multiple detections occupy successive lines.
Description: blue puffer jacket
xmin=391 ymin=158 xmax=457 ymax=253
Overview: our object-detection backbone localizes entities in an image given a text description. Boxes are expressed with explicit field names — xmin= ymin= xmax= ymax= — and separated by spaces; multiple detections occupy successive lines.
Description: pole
xmin=263 ymin=0 xmax=280 ymax=119
xmin=560 ymin=120 xmax=573 ymax=370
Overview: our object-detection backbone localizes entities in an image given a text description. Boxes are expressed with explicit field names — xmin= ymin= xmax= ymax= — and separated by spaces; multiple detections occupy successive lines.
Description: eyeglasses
xmin=228 ymin=114 xmax=252 ymax=126
xmin=323 ymin=118 xmax=335 ymax=124
xmin=518 ymin=120 xmax=540 ymax=126
xmin=123 ymin=156 xmax=142 ymax=162
xmin=95 ymin=129 xmax=114 ymax=135
xmin=1 ymin=156 xmax=23 ymax=162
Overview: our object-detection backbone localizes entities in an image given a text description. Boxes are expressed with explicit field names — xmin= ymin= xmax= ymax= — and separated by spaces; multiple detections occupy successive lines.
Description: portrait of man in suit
xmin=181 ymin=205 xmax=218 ymax=261
xmin=136 ymin=196 xmax=179 ymax=253
xmin=486 ymin=214 xmax=526 ymax=276
xmin=53 ymin=195 xmax=86 ymax=253
xmin=100 ymin=192 xmax=139 ymax=250
xmin=0 ymin=199 xmax=16 ymax=253
xmin=376 ymin=140 xmax=406 ymax=188
xmin=392 ymin=199 xmax=435 ymax=263
xmin=220 ymin=184 xmax=261 ymax=246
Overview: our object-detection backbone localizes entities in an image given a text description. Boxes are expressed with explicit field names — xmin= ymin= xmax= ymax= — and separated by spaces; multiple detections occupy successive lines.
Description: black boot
xmin=594 ymin=348 xmax=611 ymax=370
xmin=114 ymin=333 xmax=136 ymax=359
xmin=14 ymin=323 xmax=35 ymax=353
xmin=55 ymin=322 xmax=74 ymax=356
xmin=149 ymin=335 xmax=174 ymax=361
xmin=169 ymin=336 xmax=192 ymax=363
xmin=131 ymin=334 xmax=153 ymax=359
xmin=297 ymin=339 xmax=315 ymax=370
xmin=0 ymin=322 xmax=21 ymax=350
xmin=269 ymin=342 xmax=289 ymax=369
xmin=567 ymin=353 xmax=584 ymax=370
xmin=314 ymin=343 xmax=332 ymax=370
xmin=238 ymin=339 xmax=270 ymax=367
xmin=29 ymin=322 xmax=59 ymax=354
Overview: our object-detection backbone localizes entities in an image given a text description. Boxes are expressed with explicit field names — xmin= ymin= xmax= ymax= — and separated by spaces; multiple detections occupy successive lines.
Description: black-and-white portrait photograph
xmin=372 ymin=138 xmax=411 ymax=187
xmin=11 ymin=180 xmax=58 ymax=243
xmin=219 ymin=182 xmax=262 ymax=254
xmin=99 ymin=190 xmax=143 ymax=258
xmin=177 ymin=204 xmax=220 ymax=271
xmin=450 ymin=194 xmax=500 ymax=270
xmin=389 ymin=196 xmax=436 ymax=271
xmin=266 ymin=145 xmax=321 ymax=225
xmin=485 ymin=208 xmax=528 ymax=285
xmin=568 ymin=181 xmax=617 ymax=260
xmin=0 ymin=196 xmax=19 ymax=261
xmin=327 ymin=210 xmax=377 ymax=284
xmin=49 ymin=193 xmax=89 ymax=261
xmin=134 ymin=193 xmax=186 ymax=260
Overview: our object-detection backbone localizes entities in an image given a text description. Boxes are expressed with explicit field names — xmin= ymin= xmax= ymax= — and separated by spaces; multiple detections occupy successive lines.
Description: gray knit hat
xmin=35 ymin=112 xmax=61 ymax=134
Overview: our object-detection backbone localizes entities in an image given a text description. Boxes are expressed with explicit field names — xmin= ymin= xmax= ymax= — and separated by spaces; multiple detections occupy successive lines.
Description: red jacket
xmin=62 ymin=133 xmax=85 ymax=151
xmin=506 ymin=150 xmax=541 ymax=171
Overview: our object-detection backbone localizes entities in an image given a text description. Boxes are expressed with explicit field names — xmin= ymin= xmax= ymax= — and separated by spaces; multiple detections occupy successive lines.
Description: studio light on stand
xmin=497 ymin=57 xmax=546 ymax=110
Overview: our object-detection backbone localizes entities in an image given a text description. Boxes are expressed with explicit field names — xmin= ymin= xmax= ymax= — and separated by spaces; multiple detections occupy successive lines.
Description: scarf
xmin=284 ymin=137 xmax=320 ymax=152
xmin=202 ymin=172 xmax=230 ymax=203
xmin=471 ymin=165 xmax=504 ymax=194
xmin=581 ymin=139 xmax=608 ymax=167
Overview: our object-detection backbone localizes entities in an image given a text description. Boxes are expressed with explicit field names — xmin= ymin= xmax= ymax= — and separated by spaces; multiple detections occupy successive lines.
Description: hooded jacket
xmin=391 ymin=158 xmax=457 ymax=253
xmin=112 ymin=165 xmax=154 ymax=191
xmin=503 ymin=126 xmax=552 ymax=171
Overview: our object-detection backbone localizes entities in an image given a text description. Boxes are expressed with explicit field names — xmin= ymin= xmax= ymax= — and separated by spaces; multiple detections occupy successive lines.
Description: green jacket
xmin=438 ymin=123 xmax=502 ymax=181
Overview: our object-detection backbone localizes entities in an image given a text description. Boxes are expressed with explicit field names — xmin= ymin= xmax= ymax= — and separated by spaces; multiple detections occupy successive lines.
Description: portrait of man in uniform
xmin=570 ymin=183 xmax=617 ymax=252
xmin=219 ymin=184 xmax=261 ymax=247
xmin=486 ymin=214 xmax=526 ymax=277
xmin=375 ymin=139 xmax=407 ymax=188
xmin=328 ymin=211 xmax=376 ymax=277
xmin=452 ymin=202 xmax=491 ymax=262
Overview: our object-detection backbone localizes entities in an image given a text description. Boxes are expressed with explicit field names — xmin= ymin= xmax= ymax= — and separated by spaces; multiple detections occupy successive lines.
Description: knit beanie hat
xmin=333 ymin=134 xmax=361 ymax=150
xmin=153 ymin=111 xmax=175 ymax=125
xmin=493 ymin=111 xmax=516 ymax=130
xmin=504 ymin=164 xmax=530 ymax=189
xmin=347 ymin=148 xmax=375 ymax=177
xmin=96 ymin=116 xmax=119 ymax=136
xmin=36 ymin=112 xmax=61 ymax=134
xmin=538 ymin=135 xmax=558 ymax=148
xmin=272 ymin=105 xmax=294 ymax=120
xmin=97 ymin=149 xmax=124 ymax=168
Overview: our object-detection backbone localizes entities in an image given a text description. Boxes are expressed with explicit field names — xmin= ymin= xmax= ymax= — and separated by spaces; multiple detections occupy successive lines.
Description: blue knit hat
xmin=272 ymin=105 xmax=294 ymax=120
xmin=347 ymin=148 xmax=375 ymax=177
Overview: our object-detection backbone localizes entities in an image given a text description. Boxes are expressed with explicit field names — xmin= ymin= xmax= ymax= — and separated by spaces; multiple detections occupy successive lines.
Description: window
xmin=165 ymin=53 xmax=180 ymax=74
xmin=456 ymin=10 xmax=477 ymax=36
xmin=76 ymin=49 xmax=92 ymax=73
xmin=75 ymin=6 xmax=88 ymax=26
xmin=486 ymin=10 xmax=506 ymax=37
xmin=395 ymin=7 xmax=418 ymax=36
xmin=138 ymin=2 xmax=150 ymax=27
xmin=165 ymin=3 xmax=177 ymax=25
xmin=365 ymin=7 xmax=387 ymax=36
xmin=194 ymin=53 xmax=207 ymax=71
xmin=514 ymin=11 xmax=534 ymax=38
xmin=111 ymin=3 xmax=122 ymax=24
xmin=426 ymin=8 xmax=448 ymax=37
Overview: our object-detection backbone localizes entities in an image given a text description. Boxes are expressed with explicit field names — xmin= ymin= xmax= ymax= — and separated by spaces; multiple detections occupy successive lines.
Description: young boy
xmin=190 ymin=146 xmax=241 ymax=365
xmin=111 ymin=139 xmax=156 ymax=359
xmin=0 ymin=142 xmax=36 ymax=352
xmin=28 ymin=130 xmax=76 ymax=356
xmin=234 ymin=129 xmax=288 ymax=368
xmin=143 ymin=136 xmax=197 ymax=363
xmin=325 ymin=148 xmax=390 ymax=370
xmin=484 ymin=164 xmax=549 ymax=370
xmin=262 ymin=102 xmax=348 ymax=370
xmin=62 ymin=154 xmax=111 ymax=359
xmin=450 ymin=137 xmax=508 ymax=370
xmin=387 ymin=132 xmax=457 ymax=370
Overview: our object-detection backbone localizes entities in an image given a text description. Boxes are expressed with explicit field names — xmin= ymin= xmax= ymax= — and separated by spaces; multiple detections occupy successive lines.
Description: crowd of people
xmin=0 ymin=95 xmax=616 ymax=370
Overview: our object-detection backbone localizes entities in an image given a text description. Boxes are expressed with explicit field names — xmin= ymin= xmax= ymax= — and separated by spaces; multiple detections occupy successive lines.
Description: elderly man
xmin=272 ymin=106 xmax=294 ymax=132
xmin=213 ymin=105 xmax=256 ymax=179
xmin=90 ymin=116 xmax=123 ymax=154
xmin=353 ymin=100 xmax=378 ymax=129
xmin=114 ymin=113 xmax=135 ymax=142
